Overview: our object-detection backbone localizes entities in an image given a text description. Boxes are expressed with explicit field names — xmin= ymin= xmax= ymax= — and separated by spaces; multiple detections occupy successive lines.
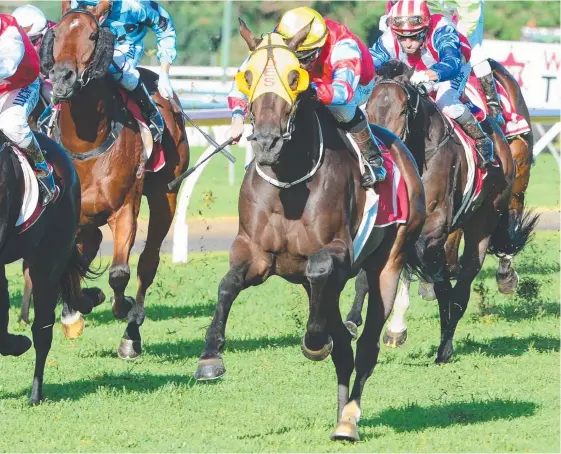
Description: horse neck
xmin=59 ymin=79 xmax=115 ymax=148
xmin=272 ymin=101 xmax=318 ymax=182
xmin=409 ymin=91 xmax=448 ymax=157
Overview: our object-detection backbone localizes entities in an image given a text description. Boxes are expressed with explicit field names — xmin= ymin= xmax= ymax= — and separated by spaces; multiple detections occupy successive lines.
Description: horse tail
xmin=58 ymin=242 xmax=104 ymax=307
xmin=487 ymin=208 xmax=539 ymax=258
xmin=404 ymin=234 xmax=443 ymax=284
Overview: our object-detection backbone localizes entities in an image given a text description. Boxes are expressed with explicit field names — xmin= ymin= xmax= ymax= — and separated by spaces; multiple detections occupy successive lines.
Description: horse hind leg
xmin=120 ymin=186 xmax=176 ymax=360
xmin=383 ymin=268 xmax=411 ymax=348
xmin=344 ymin=269 xmax=368 ymax=339
xmin=18 ymin=261 xmax=33 ymax=324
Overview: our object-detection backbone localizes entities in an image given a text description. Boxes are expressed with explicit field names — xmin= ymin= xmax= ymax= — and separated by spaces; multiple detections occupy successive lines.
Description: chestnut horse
xmin=0 ymin=131 xmax=101 ymax=404
xmin=37 ymin=7 xmax=189 ymax=359
xmin=345 ymin=60 xmax=536 ymax=362
xmin=194 ymin=24 xmax=431 ymax=442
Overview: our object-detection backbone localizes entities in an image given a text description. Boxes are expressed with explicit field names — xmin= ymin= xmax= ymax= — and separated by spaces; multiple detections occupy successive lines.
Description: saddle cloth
xmin=5 ymin=146 xmax=57 ymax=234
xmin=119 ymin=89 xmax=166 ymax=173
xmin=348 ymin=133 xmax=409 ymax=263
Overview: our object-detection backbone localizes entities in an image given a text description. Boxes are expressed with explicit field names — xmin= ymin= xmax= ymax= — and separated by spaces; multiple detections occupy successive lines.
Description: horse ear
xmin=39 ymin=28 xmax=55 ymax=76
xmin=285 ymin=20 xmax=313 ymax=52
xmin=61 ymin=0 xmax=71 ymax=15
xmin=90 ymin=27 xmax=115 ymax=79
xmin=238 ymin=18 xmax=258 ymax=51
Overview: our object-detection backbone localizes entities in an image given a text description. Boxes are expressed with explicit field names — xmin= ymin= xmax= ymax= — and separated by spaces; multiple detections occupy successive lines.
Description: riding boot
xmin=129 ymin=81 xmax=164 ymax=142
xmin=478 ymin=73 xmax=506 ymax=127
xmin=22 ymin=137 xmax=57 ymax=205
xmin=346 ymin=111 xmax=387 ymax=188
xmin=456 ymin=109 xmax=495 ymax=168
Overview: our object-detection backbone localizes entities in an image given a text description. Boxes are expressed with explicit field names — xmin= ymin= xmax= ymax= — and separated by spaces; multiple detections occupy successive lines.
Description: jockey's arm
xmin=313 ymin=40 xmax=362 ymax=106
xmin=142 ymin=1 xmax=177 ymax=71
xmin=369 ymin=34 xmax=392 ymax=71
xmin=428 ymin=24 xmax=462 ymax=82
xmin=227 ymin=56 xmax=250 ymax=120
xmin=0 ymin=25 xmax=26 ymax=81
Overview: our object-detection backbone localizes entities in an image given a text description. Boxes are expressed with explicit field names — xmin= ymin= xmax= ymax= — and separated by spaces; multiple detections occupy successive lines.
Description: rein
xmin=255 ymin=110 xmax=324 ymax=189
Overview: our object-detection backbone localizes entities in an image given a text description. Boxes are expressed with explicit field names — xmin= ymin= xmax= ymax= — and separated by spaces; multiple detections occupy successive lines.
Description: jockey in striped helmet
xmin=371 ymin=0 xmax=494 ymax=167
xmin=227 ymin=7 xmax=387 ymax=188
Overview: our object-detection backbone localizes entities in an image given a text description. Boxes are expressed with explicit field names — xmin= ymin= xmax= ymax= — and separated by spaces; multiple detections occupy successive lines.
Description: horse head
xmin=367 ymin=60 xmax=418 ymax=141
xmin=39 ymin=7 xmax=114 ymax=103
xmin=236 ymin=20 xmax=312 ymax=166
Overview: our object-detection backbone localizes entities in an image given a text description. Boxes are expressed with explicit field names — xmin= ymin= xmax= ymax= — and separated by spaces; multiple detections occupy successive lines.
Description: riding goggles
xmin=391 ymin=15 xmax=427 ymax=28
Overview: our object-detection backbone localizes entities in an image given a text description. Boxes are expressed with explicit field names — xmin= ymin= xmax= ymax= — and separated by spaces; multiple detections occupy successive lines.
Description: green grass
xmin=139 ymin=149 xmax=560 ymax=222
xmin=526 ymin=153 xmax=560 ymax=210
xmin=1 ymin=232 xmax=559 ymax=452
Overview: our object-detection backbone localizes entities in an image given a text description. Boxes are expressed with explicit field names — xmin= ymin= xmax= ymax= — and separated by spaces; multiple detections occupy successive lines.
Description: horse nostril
xmin=64 ymin=70 xmax=75 ymax=82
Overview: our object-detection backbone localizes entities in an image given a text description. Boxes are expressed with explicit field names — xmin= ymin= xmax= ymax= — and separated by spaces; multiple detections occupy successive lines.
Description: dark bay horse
xmin=194 ymin=24 xmax=430 ymax=442
xmin=345 ymin=60 xmax=536 ymax=362
xmin=37 ymin=7 xmax=189 ymax=359
xmin=425 ymin=59 xmax=536 ymax=299
xmin=0 ymin=131 xmax=101 ymax=404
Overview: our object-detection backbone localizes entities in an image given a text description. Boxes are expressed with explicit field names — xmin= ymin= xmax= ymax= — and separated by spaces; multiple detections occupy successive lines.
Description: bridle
xmin=245 ymin=34 xmax=306 ymax=142
xmin=58 ymin=8 xmax=104 ymax=89
xmin=375 ymin=78 xmax=452 ymax=155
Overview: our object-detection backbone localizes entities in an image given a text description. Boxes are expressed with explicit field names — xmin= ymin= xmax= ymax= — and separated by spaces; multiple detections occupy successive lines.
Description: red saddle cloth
xmin=119 ymin=89 xmax=166 ymax=173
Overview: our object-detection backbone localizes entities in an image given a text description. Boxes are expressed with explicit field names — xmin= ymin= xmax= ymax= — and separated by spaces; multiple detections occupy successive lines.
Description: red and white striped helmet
xmin=389 ymin=0 xmax=431 ymax=36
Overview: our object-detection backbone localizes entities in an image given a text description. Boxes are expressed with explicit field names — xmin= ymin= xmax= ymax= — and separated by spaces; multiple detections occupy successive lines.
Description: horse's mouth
xmin=52 ymin=92 xmax=74 ymax=104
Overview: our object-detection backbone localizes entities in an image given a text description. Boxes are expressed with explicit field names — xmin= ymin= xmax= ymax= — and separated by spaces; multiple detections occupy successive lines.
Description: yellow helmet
xmin=276 ymin=7 xmax=328 ymax=52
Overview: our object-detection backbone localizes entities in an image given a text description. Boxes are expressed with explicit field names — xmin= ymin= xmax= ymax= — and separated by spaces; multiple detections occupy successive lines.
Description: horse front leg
xmin=0 ymin=265 xmax=32 ymax=357
xmin=195 ymin=236 xmax=272 ymax=381
xmin=107 ymin=196 xmax=141 ymax=359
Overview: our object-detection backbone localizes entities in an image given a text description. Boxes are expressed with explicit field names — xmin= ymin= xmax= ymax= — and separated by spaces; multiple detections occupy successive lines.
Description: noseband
xmin=59 ymin=8 xmax=103 ymax=88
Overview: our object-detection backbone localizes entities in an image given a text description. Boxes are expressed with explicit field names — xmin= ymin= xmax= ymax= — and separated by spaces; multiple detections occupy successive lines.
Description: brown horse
xmin=417 ymin=59 xmax=536 ymax=301
xmin=345 ymin=60 xmax=536 ymax=361
xmin=0 ymin=131 xmax=101 ymax=404
xmin=194 ymin=24 xmax=430 ymax=442
xmin=37 ymin=7 xmax=189 ymax=358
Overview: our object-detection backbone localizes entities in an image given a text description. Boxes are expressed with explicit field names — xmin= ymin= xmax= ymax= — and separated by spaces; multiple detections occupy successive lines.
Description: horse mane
xmin=374 ymin=59 xmax=415 ymax=85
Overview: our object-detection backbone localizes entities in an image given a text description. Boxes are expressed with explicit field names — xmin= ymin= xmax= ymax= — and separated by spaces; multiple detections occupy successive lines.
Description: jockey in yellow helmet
xmin=228 ymin=7 xmax=387 ymax=188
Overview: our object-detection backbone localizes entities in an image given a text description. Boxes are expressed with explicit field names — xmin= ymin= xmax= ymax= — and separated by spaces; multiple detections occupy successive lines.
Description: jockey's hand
xmin=409 ymin=71 xmax=431 ymax=86
xmin=310 ymin=79 xmax=332 ymax=105
xmin=227 ymin=116 xmax=245 ymax=144
xmin=158 ymin=72 xmax=174 ymax=99
xmin=425 ymin=70 xmax=439 ymax=81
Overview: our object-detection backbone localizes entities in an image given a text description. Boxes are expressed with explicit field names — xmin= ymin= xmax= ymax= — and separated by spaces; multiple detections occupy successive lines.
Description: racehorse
xmin=345 ymin=60 xmax=536 ymax=361
xmin=0 ymin=131 xmax=102 ymax=404
xmin=194 ymin=23 xmax=431 ymax=442
xmin=418 ymin=59 xmax=537 ymax=300
xmin=37 ymin=6 xmax=190 ymax=359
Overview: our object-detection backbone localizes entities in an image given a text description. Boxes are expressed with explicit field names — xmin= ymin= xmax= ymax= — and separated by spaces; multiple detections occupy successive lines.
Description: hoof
xmin=418 ymin=282 xmax=436 ymax=301
xmin=301 ymin=335 xmax=333 ymax=361
xmin=383 ymin=328 xmax=408 ymax=348
xmin=117 ymin=338 xmax=142 ymax=360
xmin=330 ymin=422 xmax=360 ymax=442
xmin=436 ymin=345 xmax=454 ymax=364
xmin=112 ymin=296 xmax=135 ymax=320
xmin=83 ymin=287 xmax=106 ymax=308
xmin=61 ymin=313 xmax=84 ymax=339
xmin=195 ymin=357 xmax=226 ymax=381
xmin=497 ymin=270 xmax=519 ymax=295
xmin=344 ymin=321 xmax=358 ymax=340
xmin=0 ymin=334 xmax=32 ymax=356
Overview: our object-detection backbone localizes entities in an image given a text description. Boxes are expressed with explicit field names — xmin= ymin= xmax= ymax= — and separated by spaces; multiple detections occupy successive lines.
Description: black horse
xmin=0 ymin=131 xmax=103 ymax=404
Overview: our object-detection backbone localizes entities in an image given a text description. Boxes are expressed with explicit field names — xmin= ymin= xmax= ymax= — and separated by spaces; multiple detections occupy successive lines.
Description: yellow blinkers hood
xmin=235 ymin=33 xmax=310 ymax=105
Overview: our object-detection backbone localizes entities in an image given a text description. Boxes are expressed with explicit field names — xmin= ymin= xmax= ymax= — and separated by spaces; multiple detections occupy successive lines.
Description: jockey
xmin=0 ymin=14 xmax=56 ymax=204
xmin=371 ymin=0 xmax=494 ymax=166
xmin=381 ymin=0 xmax=504 ymax=125
xmin=11 ymin=5 xmax=56 ymax=105
xmin=227 ymin=7 xmax=387 ymax=188
xmin=72 ymin=0 xmax=178 ymax=142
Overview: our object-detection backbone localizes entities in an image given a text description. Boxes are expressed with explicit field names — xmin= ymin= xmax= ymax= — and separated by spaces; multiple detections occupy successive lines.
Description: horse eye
xmin=244 ymin=70 xmax=253 ymax=89
xmin=89 ymin=32 xmax=99 ymax=41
